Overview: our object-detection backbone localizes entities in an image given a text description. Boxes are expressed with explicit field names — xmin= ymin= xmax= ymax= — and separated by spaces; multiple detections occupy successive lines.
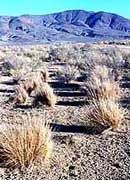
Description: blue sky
xmin=1 ymin=0 xmax=130 ymax=18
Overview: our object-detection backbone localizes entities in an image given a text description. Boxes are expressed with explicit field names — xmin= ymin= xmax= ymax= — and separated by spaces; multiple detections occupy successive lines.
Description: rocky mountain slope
xmin=0 ymin=10 xmax=130 ymax=43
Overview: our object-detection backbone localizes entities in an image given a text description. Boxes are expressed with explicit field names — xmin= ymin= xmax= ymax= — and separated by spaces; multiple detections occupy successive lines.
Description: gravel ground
xmin=0 ymin=44 xmax=129 ymax=179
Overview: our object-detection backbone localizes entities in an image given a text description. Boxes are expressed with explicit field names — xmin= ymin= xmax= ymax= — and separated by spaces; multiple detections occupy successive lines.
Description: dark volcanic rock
xmin=1 ymin=10 xmax=130 ymax=43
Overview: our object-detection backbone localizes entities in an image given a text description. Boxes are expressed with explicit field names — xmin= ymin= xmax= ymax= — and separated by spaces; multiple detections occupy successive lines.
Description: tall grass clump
xmin=33 ymin=82 xmax=57 ymax=107
xmin=86 ymin=80 xmax=120 ymax=102
xmin=14 ymin=69 xmax=50 ymax=105
xmin=86 ymin=65 xmax=121 ymax=101
xmin=14 ymin=85 xmax=29 ymax=104
xmin=0 ymin=114 xmax=53 ymax=170
xmin=19 ymin=69 xmax=49 ymax=94
xmin=85 ymin=65 xmax=126 ymax=133
xmin=87 ymin=98 xmax=127 ymax=132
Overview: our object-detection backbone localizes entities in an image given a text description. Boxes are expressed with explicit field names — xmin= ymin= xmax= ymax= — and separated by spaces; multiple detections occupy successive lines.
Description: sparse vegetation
xmin=0 ymin=43 xmax=129 ymax=179
xmin=100 ymin=47 xmax=124 ymax=69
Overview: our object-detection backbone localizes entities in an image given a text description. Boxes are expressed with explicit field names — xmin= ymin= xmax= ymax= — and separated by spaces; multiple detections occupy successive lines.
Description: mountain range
xmin=0 ymin=10 xmax=130 ymax=43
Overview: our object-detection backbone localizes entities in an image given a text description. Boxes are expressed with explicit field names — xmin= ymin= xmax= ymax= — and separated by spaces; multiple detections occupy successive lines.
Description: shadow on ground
xmin=51 ymin=123 xmax=105 ymax=135
xmin=0 ymin=89 xmax=15 ymax=93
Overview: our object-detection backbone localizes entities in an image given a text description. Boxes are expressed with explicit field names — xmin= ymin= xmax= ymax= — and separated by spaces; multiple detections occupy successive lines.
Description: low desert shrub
xmin=68 ymin=49 xmax=102 ymax=80
xmin=56 ymin=64 xmax=80 ymax=83
xmin=1 ymin=58 xmax=30 ymax=78
xmin=100 ymin=47 xmax=124 ymax=81
xmin=33 ymin=82 xmax=57 ymax=107
xmin=0 ymin=114 xmax=52 ymax=170
xmin=101 ymin=47 xmax=124 ymax=68
xmin=121 ymin=51 xmax=130 ymax=68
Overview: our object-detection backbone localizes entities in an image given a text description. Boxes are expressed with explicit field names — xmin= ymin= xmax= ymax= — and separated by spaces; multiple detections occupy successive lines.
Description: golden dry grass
xmin=89 ymin=64 xmax=122 ymax=84
xmin=34 ymin=82 xmax=57 ymax=107
xmin=0 ymin=114 xmax=52 ymax=170
xmin=22 ymin=70 xmax=49 ymax=84
xmin=20 ymin=78 xmax=37 ymax=96
xmin=14 ymin=85 xmax=29 ymax=104
xmin=87 ymin=99 xmax=127 ymax=131
xmin=14 ymin=71 xmax=55 ymax=106
xmin=89 ymin=65 xmax=110 ymax=83
xmin=86 ymin=65 xmax=121 ymax=101
xmin=39 ymin=69 xmax=49 ymax=83
xmin=85 ymin=64 xmax=126 ymax=132
xmin=17 ymin=70 xmax=49 ymax=97
xmin=86 ymin=79 xmax=120 ymax=101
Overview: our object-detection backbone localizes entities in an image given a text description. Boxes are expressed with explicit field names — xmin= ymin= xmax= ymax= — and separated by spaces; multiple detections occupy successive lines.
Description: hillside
xmin=0 ymin=10 xmax=130 ymax=43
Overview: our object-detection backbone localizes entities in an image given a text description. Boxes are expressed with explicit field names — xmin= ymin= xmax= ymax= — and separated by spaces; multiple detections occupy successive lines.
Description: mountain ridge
xmin=0 ymin=9 xmax=130 ymax=43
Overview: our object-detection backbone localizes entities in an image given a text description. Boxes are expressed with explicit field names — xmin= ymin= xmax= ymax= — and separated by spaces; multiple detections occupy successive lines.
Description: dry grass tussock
xmin=86 ymin=65 xmax=121 ymax=101
xmin=86 ymin=99 xmax=127 ymax=131
xmin=14 ymin=71 xmax=57 ymax=107
xmin=14 ymin=69 xmax=49 ymax=104
xmin=19 ymin=70 xmax=49 ymax=94
xmin=33 ymin=82 xmax=57 ymax=107
xmin=0 ymin=114 xmax=52 ymax=170
xmin=14 ymin=85 xmax=29 ymax=104
xmin=85 ymin=65 xmax=126 ymax=132
xmin=89 ymin=65 xmax=111 ymax=83
xmin=86 ymin=80 xmax=120 ymax=102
